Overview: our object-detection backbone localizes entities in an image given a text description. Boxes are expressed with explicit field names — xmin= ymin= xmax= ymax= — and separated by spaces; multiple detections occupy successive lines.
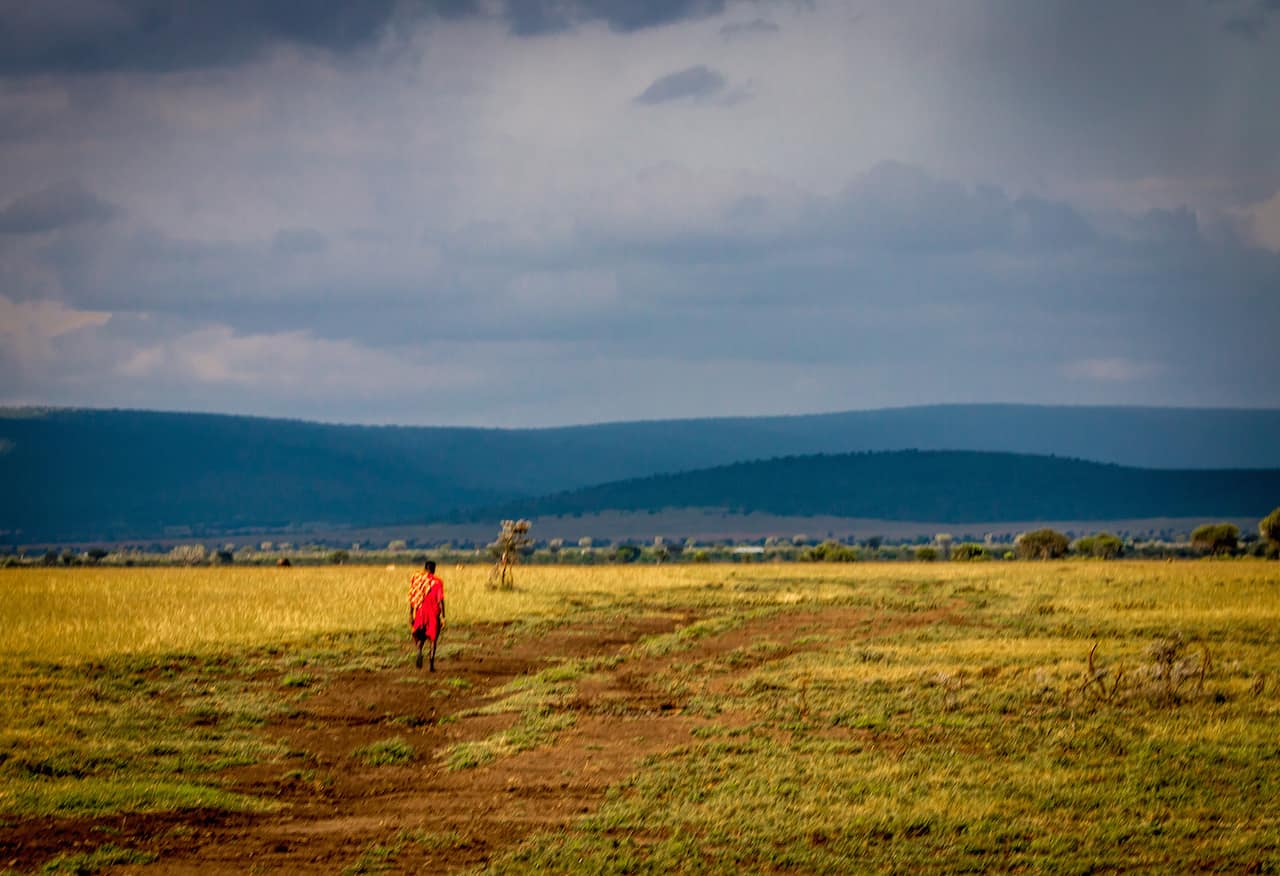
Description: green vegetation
xmin=29 ymin=844 xmax=156 ymax=874
xmin=1191 ymin=522 xmax=1240 ymax=555
xmin=1259 ymin=506 xmax=1280 ymax=552
xmin=483 ymin=564 xmax=1280 ymax=874
xmin=2 ymin=563 xmax=1279 ymax=873
xmin=352 ymin=737 xmax=415 ymax=766
xmin=804 ymin=540 xmax=859 ymax=562
xmin=1074 ymin=530 xmax=1124 ymax=558
xmin=1016 ymin=527 xmax=1070 ymax=559
xmin=950 ymin=542 xmax=989 ymax=561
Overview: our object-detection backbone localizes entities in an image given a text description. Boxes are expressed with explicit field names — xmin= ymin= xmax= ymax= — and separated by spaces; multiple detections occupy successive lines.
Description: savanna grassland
xmin=1 ymin=562 xmax=1278 ymax=874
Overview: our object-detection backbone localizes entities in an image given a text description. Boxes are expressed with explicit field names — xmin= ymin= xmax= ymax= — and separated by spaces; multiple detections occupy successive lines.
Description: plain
xmin=1 ymin=562 xmax=1278 ymax=874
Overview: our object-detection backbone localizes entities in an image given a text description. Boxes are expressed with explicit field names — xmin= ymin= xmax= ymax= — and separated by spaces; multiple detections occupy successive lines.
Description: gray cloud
xmin=0 ymin=0 xmax=733 ymax=75
xmin=504 ymin=0 xmax=726 ymax=35
xmin=0 ymin=181 xmax=117 ymax=234
xmin=0 ymin=0 xmax=403 ymax=75
xmin=719 ymin=18 xmax=780 ymax=38
xmin=1 ymin=2 xmax=1278 ymax=424
xmin=634 ymin=65 xmax=727 ymax=105
xmin=272 ymin=228 xmax=329 ymax=255
xmin=1219 ymin=0 xmax=1280 ymax=38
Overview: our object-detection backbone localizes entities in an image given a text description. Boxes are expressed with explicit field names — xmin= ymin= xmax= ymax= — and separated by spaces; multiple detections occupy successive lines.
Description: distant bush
xmin=951 ymin=543 xmax=989 ymax=561
xmin=914 ymin=546 xmax=938 ymax=562
xmin=168 ymin=544 xmax=208 ymax=565
xmin=805 ymin=541 xmax=858 ymax=562
xmin=329 ymin=549 xmax=350 ymax=565
xmin=1074 ymin=532 xmax=1124 ymax=559
xmin=1016 ymin=529 xmax=1070 ymax=560
xmin=613 ymin=545 xmax=641 ymax=563
xmin=1191 ymin=523 xmax=1239 ymax=556
xmin=1260 ymin=506 xmax=1280 ymax=551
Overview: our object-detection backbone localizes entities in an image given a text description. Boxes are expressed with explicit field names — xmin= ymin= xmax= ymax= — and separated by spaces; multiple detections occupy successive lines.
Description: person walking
xmin=408 ymin=560 xmax=445 ymax=671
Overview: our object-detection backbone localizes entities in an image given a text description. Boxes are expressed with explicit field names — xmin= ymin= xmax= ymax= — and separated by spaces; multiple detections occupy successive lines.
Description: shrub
xmin=1259 ymin=507 xmax=1280 ymax=550
xmin=168 ymin=544 xmax=208 ymax=565
xmin=1074 ymin=532 xmax=1124 ymax=559
xmin=1016 ymin=529 xmax=1070 ymax=560
xmin=613 ymin=545 xmax=641 ymax=563
xmin=805 ymin=541 xmax=858 ymax=562
xmin=913 ymin=546 xmax=938 ymax=562
xmin=1190 ymin=523 xmax=1239 ymax=556
xmin=951 ymin=543 xmax=989 ymax=561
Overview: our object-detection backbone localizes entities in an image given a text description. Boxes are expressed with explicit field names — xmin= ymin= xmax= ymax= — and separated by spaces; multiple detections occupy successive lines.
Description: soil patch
xmin=3 ymin=603 xmax=963 ymax=873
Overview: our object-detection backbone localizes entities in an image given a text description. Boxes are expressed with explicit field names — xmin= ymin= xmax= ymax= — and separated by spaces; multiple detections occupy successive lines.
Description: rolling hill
xmin=484 ymin=450 xmax=1280 ymax=525
xmin=2 ymin=405 xmax=1278 ymax=542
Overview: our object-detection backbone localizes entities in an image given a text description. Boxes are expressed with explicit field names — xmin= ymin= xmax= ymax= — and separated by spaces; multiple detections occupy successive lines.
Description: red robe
xmin=409 ymin=572 xmax=444 ymax=641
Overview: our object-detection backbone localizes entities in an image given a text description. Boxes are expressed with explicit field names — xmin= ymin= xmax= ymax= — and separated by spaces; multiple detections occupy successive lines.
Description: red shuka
xmin=408 ymin=572 xmax=444 ymax=641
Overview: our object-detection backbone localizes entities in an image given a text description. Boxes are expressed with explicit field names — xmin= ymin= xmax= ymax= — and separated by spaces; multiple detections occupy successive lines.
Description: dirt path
xmin=4 ymin=603 xmax=962 ymax=873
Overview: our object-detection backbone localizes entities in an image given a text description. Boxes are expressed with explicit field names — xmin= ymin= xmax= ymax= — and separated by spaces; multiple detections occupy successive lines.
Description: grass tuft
xmin=352 ymin=737 xmax=415 ymax=766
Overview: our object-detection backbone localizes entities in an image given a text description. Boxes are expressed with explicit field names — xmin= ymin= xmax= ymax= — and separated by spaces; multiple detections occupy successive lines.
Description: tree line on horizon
xmin=12 ymin=507 xmax=1280 ymax=567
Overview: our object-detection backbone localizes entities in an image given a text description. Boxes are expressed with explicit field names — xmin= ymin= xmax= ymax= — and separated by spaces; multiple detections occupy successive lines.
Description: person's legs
xmin=413 ymin=626 xmax=426 ymax=669
xmin=426 ymin=610 xmax=443 ymax=671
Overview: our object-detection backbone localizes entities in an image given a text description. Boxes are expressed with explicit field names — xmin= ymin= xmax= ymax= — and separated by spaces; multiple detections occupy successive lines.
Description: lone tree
xmin=1191 ymin=522 xmax=1239 ymax=556
xmin=1016 ymin=528 xmax=1070 ymax=560
xmin=489 ymin=519 xmax=532 ymax=590
xmin=1260 ymin=507 xmax=1280 ymax=549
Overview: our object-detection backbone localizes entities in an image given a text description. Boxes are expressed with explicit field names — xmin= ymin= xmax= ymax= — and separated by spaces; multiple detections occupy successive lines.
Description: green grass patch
xmin=444 ymin=709 xmax=576 ymax=771
xmin=5 ymin=778 xmax=272 ymax=818
xmin=352 ymin=737 xmax=415 ymax=766
xmin=34 ymin=843 xmax=157 ymax=874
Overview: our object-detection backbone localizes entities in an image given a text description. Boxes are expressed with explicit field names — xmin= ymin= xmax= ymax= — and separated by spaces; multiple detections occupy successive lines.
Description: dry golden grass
xmin=2 ymin=561 xmax=1277 ymax=659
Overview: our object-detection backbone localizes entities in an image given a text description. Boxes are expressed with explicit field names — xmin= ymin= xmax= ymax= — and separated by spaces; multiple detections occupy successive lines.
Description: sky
xmin=1 ymin=0 xmax=1278 ymax=427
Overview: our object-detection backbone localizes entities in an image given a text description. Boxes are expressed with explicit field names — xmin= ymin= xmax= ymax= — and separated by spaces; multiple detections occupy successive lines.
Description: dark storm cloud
xmin=634 ymin=65 xmax=727 ymax=105
xmin=0 ymin=0 xmax=731 ymax=75
xmin=503 ymin=0 xmax=726 ymax=35
xmin=0 ymin=181 xmax=116 ymax=234
xmin=0 ymin=0 xmax=401 ymax=75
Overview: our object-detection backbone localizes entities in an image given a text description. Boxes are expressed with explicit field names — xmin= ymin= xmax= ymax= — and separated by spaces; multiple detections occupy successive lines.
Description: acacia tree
xmin=488 ymin=519 xmax=532 ymax=590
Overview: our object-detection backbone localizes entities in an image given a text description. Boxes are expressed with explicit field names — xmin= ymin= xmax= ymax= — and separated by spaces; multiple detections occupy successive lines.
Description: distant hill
xmin=3 ymin=405 xmax=1278 ymax=542
xmin=484 ymin=450 xmax=1280 ymax=525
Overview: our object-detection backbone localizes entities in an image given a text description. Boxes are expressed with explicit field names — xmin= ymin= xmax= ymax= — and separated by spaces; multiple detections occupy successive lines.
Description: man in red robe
xmin=408 ymin=560 xmax=445 ymax=671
